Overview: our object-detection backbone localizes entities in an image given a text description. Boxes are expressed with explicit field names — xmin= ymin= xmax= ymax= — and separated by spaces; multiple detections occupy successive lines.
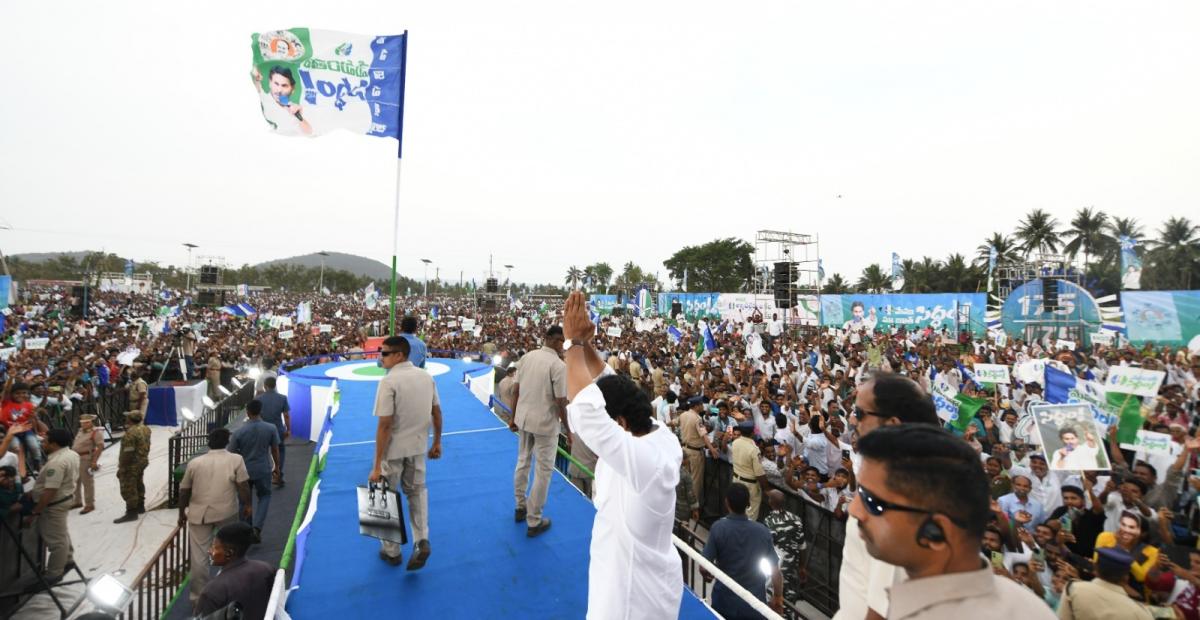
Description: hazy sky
xmin=2 ymin=1 xmax=1198 ymax=287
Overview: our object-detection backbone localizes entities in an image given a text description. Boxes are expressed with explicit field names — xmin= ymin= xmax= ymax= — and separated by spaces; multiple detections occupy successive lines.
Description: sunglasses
xmin=380 ymin=350 xmax=402 ymax=357
xmin=857 ymin=484 xmax=967 ymax=527
xmin=853 ymin=406 xmax=882 ymax=422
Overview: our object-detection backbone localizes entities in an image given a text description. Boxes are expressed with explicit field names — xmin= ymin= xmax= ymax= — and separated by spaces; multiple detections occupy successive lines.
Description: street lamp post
xmin=504 ymin=264 xmax=514 ymax=292
xmin=420 ymin=258 xmax=432 ymax=297
xmin=317 ymin=251 xmax=330 ymax=293
xmin=183 ymin=243 xmax=198 ymax=291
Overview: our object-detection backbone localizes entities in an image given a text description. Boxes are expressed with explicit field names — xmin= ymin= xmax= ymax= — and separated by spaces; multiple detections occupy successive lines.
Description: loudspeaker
xmin=485 ymin=277 xmax=499 ymax=293
xmin=199 ymin=266 xmax=220 ymax=285
xmin=197 ymin=291 xmax=218 ymax=306
xmin=671 ymin=301 xmax=682 ymax=318
xmin=774 ymin=261 xmax=796 ymax=306
xmin=1043 ymin=278 xmax=1059 ymax=312
xmin=70 ymin=285 xmax=89 ymax=319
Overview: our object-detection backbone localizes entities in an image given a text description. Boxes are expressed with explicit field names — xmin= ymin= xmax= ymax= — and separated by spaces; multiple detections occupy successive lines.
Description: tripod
xmin=156 ymin=341 xmax=188 ymax=384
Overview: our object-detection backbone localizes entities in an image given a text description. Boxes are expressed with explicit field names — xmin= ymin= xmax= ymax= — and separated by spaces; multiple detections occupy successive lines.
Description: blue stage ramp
xmin=285 ymin=358 xmax=715 ymax=619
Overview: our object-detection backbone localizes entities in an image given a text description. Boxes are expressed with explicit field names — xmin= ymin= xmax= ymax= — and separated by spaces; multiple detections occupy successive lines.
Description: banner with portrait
xmin=1031 ymin=403 xmax=1111 ymax=471
xmin=1119 ymin=235 xmax=1142 ymax=290
xmin=818 ymin=293 xmax=987 ymax=336
xmin=250 ymin=28 xmax=406 ymax=139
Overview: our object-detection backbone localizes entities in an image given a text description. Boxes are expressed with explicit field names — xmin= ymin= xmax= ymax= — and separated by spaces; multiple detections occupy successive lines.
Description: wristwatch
xmin=569 ymin=338 xmax=590 ymax=348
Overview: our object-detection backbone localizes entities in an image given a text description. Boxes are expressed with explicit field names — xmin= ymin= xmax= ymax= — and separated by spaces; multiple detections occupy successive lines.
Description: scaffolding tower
xmin=994 ymin=253 xmax=1082 ymax=300
xmin=754 ymin=230 xmax=821 ymax=325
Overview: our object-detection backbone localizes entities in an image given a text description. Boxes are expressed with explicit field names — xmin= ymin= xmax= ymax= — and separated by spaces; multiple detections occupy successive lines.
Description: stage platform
xmin=285 ymin=358 xmax=716 ymax=619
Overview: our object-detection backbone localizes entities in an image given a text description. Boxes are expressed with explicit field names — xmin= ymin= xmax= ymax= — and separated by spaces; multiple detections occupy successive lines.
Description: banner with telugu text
xmin=250 ymin=28 xmax=405 ymax=139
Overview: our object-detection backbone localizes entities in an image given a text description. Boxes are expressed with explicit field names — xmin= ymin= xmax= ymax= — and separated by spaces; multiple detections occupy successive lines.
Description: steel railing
xmin=119 ymin=523 xmax=189 ymax=620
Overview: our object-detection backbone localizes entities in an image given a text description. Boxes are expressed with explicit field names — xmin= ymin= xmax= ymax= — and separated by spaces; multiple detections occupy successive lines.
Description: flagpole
xmin=389 ymin=30 xmax=410 ymax=337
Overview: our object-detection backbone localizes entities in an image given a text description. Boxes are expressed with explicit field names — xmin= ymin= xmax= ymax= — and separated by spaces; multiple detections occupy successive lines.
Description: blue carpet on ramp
xmin=287 ymin=359 xmax=715 ymax=619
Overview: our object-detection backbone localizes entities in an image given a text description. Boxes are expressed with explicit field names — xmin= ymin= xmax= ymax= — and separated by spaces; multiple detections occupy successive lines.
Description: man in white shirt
xmin=835 ymin=373 xmax=940 ymax=620
xmin=561 ymin=291 xmax=683 ymax=619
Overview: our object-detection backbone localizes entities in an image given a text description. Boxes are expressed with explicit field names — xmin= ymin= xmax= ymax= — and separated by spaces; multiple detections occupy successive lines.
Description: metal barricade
xmin=118 ymin=524 xmax=189 ymax=620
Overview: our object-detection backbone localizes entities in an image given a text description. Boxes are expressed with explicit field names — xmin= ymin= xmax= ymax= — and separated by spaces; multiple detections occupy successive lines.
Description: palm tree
xmin=1014 ymin=209 xmax=1062 ymax=256
xmin=1062 ymin=207 xmax=1112 ymax=275
xmin=1145 ymin=217 xmax=1200 ymax=289
xmin=973 ymin=233 xmax=1017 ymax=270
xmin=939 ymin=253 xmax=980 ymax=292
xmin=1108 ymin=216 xmax=1145 ymax=244
xmin=856 ymin=264 xmax=890 ymax=293
xmin=564 ymin=266 xmax=583 ymax=289
xmin=821 ymin=273 xmax=850 ymax=294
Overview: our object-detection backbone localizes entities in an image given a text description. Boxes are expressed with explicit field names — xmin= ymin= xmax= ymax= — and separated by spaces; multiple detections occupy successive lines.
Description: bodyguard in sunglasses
xmin=848 ymin=425 xmax=1054 ymax=620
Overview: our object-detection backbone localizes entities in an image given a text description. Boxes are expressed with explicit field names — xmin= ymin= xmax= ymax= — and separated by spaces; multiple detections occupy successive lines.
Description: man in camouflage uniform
xmin=763 ymin=489 xmax=807 ymax=619
xmin=114 ymin=411 xmax=151 ymax=523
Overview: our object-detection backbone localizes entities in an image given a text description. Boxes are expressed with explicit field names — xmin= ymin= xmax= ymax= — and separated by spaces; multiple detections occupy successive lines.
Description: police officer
xmin=26 ymin=429 xmax=80 ymax=583
xmin=730 ymin=419 xmax=767 ymax=519
xmin=764 ymin=489 xmax=807 ymax=618
xmin=71 ymin=414 xmax=104 ymax=514
xmin=674 ymin=397 xmax=714 ymax=510
xmin=127 ymin=367 xmax=149 ymax=419
xmin=1056 ymin=547 xmax=1161 ymax=619
xmin=114 ymin=411 xmax=151 ymax=523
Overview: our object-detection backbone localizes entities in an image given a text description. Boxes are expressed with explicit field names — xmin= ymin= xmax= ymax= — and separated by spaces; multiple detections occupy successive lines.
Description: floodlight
xmin=87 ymin=573 xmax=133 ymax=611
xmin=202 ymin=396 xmax=216 ymax=409
xmin=217 ymin=385 xmax=232 ymax=397
xmin=181 ymin=407 xmax=197 ymax=422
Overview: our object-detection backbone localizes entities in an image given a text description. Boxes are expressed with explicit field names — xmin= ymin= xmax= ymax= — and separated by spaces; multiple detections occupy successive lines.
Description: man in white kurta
xmin=562 ymin=290 xmax=684 ymax=619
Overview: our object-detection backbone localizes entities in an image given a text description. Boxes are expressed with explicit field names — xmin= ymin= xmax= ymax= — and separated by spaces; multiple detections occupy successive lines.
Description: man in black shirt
xmin=1046 ymin=484 xmax=1106 ymax=560
xmin=701 ymin=484 xmax=783 ymax=618
xmin=195 ymin=522 xmax=275 ymax=619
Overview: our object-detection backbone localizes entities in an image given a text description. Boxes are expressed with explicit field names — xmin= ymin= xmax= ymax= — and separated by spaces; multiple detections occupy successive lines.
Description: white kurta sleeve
xmin=567 ymin=381 xmax=661 ymax=494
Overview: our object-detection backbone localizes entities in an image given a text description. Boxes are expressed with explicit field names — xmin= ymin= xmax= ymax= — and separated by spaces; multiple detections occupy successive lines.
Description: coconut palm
xmin=1014 ymin=209 xmax=1062 ymax=256
xmin=564 ymin=266 xmax=583 ymax=289
xmin=1144 ymin=217 xmax=1200 ymax=289
xmin=821 ymin=273 xmax=851 ymax=294
xmin=973 ymin=233 xmax=1018 ymax=270
xmin=856 ymin=264 xmax=890 ymax=293
xmin=1062 ymin=207 xmax=1112 ymax=275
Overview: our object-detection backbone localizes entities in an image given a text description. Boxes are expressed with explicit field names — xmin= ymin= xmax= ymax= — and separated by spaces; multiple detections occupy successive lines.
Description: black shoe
xmin=113 ymin=512 xmax=138 ymax=524
xmin=406 ymin=540 xmax=430 ymax=571
xmin=379 ymin=550 xmax=401 ymax=566
xmin=253 ymin=527 xmax=262 ymax=544
xmin=514 ymin=508 xmax=526 ymax=523
xmin=137 ymin=504 xmax=146 ymax=514
xmin=526 ymin=518 xmax=552 ymax=538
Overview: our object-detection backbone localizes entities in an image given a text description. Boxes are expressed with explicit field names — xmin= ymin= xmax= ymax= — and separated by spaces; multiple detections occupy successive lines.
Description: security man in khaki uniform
xmin=128 ymin=368 xmax=149 ymax=418
xmin=114 ymin=411 xmax=152 ymax=523
xmin=71 ymin=414 xmax=104 ymax=513
xmin=509 ymin=326 xmax=568 ymax=537
xmin=205 ymin=351 xmax=223 ymax=401
xmin=179 ymin=427 xmax=251 ymax=605
xmin=1056 ymin=547 xmax=1161 ymax=620
xmin=27 ymin=429 xmax=80 ymax=583
xmin=730 ymin=420 xmax=767 ymax=520
xmin=674 ymin=397 xmax=715 ymax=511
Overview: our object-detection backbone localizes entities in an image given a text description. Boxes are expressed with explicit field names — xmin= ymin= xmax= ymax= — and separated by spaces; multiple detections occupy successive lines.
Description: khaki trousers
xmin=513 ymin=430 xmax=557 ymax=527
xmin=75 ymin=464 xmax=95 ymax=508
xmin=734 ymin=479 xmax=762 ymax=520
xmin=380 ymin=455 xmax=428 ymax=558
xmin=38 ymin=500 xmax=74 ymax=578
xmin=684 ymin=447 xmax=706 ymax=512
xmin=188 ymin=516 xmax=237 ymax=604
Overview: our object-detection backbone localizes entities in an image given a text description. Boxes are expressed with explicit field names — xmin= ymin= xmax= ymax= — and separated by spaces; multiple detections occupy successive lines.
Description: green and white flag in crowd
xmin=250 ymin=28 xmax=407 ymax=140
xmin=950 ymin=393 xmax=988 ymax=432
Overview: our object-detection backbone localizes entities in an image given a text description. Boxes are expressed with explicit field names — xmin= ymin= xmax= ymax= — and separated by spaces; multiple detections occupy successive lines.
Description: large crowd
xmin=2 ymin=282 xmax=1200 ymax=619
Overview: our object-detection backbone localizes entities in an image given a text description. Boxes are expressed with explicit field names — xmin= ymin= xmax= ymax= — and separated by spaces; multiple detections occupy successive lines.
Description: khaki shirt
xmin=514 ymin=347 xmax=566 ymax=436
xmin=887 ymin=563 xmax=1056 ymax=620
xmin=678 ymin=409 xmax=706 ymax=449
xmin=207 ymin=356 xmax=222 ymax=375
xmin=629 ymin=361 xmax=643 ymax=380
xmin=33 ymin=448 xmax=80 ymax=500
xmin=497 ymin=376 xmax=517 ymax=413
xmin=129 ymin=378 xmax=149 ymax=414
xmin=373 ymin=361 xmax=440 ymax=460
xmin=1056 ymin=579 xmax=1155 ymax=620
xmin=730 ymin=435 xmax=764 ymax=480
xmin=181 ymin=448 xmax=249 ymax=524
